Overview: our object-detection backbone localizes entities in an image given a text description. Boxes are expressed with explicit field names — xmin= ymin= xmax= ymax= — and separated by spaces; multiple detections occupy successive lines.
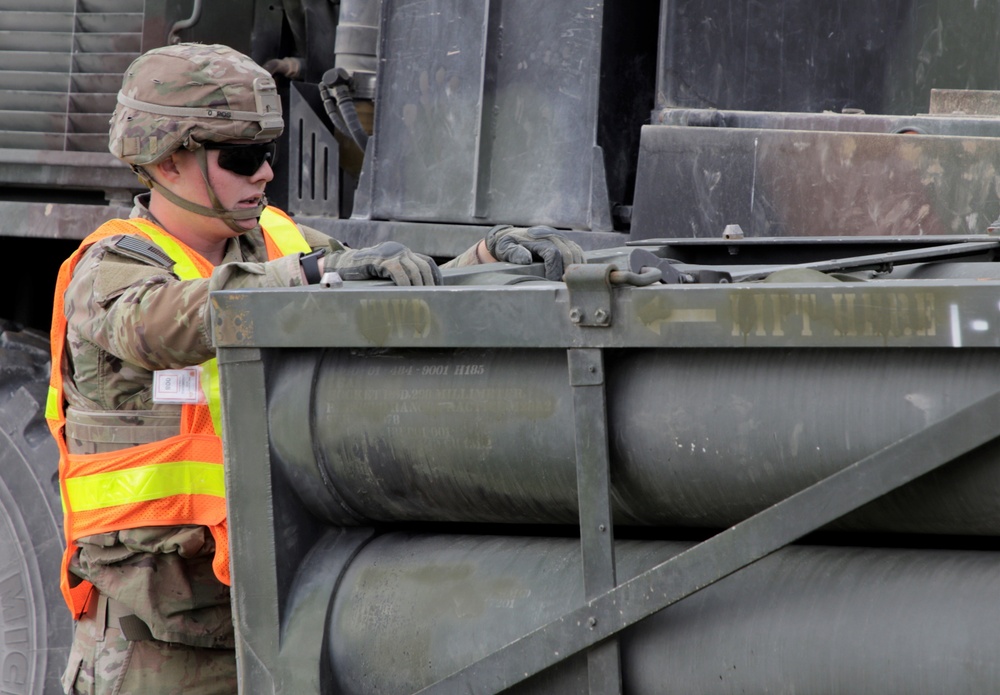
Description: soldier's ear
xmin=157 ymin=154 xmax=181 ymax=178
xmin=154 ymin=152 xmax=184 ymax=183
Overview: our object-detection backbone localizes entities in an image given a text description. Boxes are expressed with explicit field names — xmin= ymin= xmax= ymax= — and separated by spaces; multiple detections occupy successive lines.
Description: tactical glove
xmin=326 ymin=242 xmax=442 ymax=286
xmin=485 ymin=225 xmax=585 ymax=281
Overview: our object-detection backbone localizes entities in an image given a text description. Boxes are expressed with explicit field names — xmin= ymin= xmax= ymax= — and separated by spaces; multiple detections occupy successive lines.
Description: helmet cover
xmin=109 ymin=43 xmax=283 ymax=166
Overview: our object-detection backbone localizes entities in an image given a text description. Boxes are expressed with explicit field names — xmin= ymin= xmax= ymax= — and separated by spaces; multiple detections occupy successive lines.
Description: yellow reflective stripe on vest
xmin=202 ymin=359 xmax=223 ymax=436
xmin=46 ymin=385 xmax=61 ymax=421
xmin=64 ymin=461 xmax=225 ymax=512
xmin=260 ymin=207 xmax=311 ymax=255
xmin=127 ymin=219 xmax=203 ymax=281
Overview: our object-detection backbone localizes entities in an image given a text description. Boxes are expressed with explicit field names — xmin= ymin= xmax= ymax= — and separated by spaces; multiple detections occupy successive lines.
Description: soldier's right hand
xmin=325 ymin=242 xmax=442 ymax=286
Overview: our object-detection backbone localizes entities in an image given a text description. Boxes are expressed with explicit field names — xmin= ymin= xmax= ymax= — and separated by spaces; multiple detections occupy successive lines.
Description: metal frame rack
xmin=213 ymin=242 xmax=1000 ymax=694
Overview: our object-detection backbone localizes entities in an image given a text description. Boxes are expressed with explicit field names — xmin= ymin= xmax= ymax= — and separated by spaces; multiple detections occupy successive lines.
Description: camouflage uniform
xmin=59 ymin=195 xmax=348 ymax=694
xmin=59 ymin=198 xmax=476 ymax=694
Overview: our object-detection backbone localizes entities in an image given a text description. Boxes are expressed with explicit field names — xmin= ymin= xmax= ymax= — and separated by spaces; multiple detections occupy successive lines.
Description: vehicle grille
xmin=0 ymin=0 xmax=143 ymax=152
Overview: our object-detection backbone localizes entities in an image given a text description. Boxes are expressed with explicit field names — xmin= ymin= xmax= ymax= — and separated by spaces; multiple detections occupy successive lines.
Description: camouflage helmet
xmin=109 ymin=43 xmax=283 ymax=166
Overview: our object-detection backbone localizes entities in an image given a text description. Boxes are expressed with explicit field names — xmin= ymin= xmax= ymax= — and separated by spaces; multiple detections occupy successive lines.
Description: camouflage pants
xmin=61 ymin=596 xmax=237 ymax=695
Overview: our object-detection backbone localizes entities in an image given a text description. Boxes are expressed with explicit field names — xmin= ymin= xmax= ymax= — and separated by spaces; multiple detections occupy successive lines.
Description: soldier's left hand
xmin=484 ymin=225 xmax=585 ymax=281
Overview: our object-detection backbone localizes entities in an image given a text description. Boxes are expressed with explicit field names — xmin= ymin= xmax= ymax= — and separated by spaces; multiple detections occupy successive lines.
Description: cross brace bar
xmin=415 ymin=388 xmax=1000 ymax=694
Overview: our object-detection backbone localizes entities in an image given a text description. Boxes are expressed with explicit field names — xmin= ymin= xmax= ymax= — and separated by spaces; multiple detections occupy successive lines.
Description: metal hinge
xmin=565 ymin=261 xmax=663 ymax=327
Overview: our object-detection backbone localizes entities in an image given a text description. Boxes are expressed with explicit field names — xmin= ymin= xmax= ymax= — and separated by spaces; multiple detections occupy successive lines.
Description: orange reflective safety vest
xmin=46 ymin=207 xmax=311 ymax=617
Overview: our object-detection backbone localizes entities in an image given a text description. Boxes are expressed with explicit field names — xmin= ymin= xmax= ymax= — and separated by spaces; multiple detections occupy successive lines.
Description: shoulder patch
xmin=113 ymin=235 xmax=174 ymax=268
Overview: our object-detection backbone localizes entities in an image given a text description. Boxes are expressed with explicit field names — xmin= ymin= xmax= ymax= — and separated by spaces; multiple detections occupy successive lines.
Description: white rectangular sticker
xmin=152 ymin=367 xmax=205 ymax=405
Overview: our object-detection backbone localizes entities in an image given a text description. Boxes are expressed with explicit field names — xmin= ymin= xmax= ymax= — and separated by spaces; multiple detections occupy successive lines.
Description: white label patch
xmin=152 ymin=367 xmax=206 ymax=404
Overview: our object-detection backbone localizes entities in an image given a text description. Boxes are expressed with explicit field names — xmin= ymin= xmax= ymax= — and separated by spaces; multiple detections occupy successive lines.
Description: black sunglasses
xmin=202 ymin=141 xmax=278 ymax=176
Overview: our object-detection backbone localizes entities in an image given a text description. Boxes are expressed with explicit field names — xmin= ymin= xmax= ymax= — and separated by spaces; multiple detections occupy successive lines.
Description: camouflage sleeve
xmin=208 ymin=223 xmax=347 ymax=290
xmin=66 ymin=238 xmax=215 ymax=371
xmin=297 ymin=222 xmax=348 ymax=253
xmin=208 ymin=252 xmax=305 ymax=292
xmin=68 ymin=232 xmax=342 ymax=371
xmin=441 ymin=242 xmax=484 ymax=269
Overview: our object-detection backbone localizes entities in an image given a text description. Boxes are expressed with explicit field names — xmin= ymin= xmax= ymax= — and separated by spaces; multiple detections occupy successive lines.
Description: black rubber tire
xmin=0 ymin=321 xmax=72 ymax=694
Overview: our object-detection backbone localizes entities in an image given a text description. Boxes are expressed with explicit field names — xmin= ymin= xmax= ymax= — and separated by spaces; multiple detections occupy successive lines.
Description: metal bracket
xmin=568 ymin=348 xmax=622 ymax=694
xmin=565 ymin=264 xmax=616 ymax=326
xmin=287 ymin=83 xmax=341 ymax=216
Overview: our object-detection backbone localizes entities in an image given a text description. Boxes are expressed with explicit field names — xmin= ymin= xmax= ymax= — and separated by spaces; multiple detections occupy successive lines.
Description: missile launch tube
xmin=267 ymin=347 xmax=1000 ymax=533
xmin=316 ymin=533 xmax=1000 ymax=694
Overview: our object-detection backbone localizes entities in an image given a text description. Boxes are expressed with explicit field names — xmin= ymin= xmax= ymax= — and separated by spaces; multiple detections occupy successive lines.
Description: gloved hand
xmin=326 ymin=242 xmax=442 ymax=286
xmin=485 ymin=225 xmax=585 ymax=281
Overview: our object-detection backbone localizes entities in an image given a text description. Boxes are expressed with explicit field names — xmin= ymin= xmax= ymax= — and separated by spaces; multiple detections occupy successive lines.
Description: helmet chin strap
xmin=135 ymin=148 xmax=266 ymax=235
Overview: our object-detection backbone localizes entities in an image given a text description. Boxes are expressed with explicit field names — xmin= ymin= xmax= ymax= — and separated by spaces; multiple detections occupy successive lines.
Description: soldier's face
xmin=204 ymin=148 xmax=274 ymax=231
xmin=169 ymin=147 xmax=274 ymax=237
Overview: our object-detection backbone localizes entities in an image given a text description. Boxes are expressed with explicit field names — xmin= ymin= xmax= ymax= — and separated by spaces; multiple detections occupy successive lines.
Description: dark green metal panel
xmin=630 ymin=124 xmax=1000 ymax=240
xmin=658 ymin=0 xmax=1000 ymax=116
xmin=212 ymin=276 xmax=1000 ymax=350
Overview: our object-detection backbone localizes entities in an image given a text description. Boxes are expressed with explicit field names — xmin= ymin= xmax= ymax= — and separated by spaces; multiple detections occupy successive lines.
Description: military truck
xmin=4 ymin=1 xmax=1000 ymax=693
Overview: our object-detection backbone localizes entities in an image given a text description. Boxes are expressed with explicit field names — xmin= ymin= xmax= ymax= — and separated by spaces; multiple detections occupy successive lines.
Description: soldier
xmin=48 ymin=43 xmax=583 ymax=694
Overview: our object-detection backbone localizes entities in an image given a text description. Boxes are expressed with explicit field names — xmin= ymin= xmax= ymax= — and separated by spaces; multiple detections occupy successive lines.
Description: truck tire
xmin=0 ymin=321 xmax=72 ymax=694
